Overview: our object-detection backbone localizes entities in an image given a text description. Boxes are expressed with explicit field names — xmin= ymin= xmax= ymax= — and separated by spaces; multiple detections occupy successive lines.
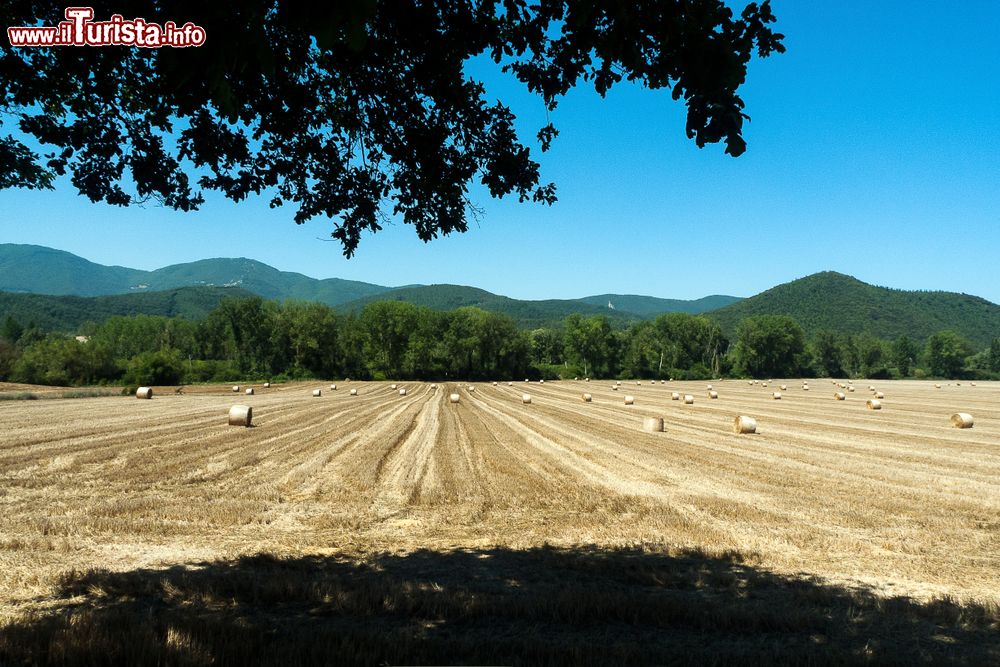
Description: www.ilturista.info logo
xmin=7 ymin=7 xmax=206 ymax=47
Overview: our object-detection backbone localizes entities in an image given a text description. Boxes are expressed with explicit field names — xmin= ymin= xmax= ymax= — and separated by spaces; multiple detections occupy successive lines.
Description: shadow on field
xmin=2 ymin=545 xmax=997 ymax=666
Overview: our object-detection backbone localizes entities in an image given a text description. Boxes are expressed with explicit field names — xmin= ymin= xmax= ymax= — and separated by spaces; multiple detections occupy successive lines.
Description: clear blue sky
xmin=1 ymin=1 xmax=999 ymax=303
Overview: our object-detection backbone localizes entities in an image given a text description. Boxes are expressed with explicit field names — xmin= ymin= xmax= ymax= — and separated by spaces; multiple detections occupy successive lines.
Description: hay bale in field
xmin=802 ymin=384 xmax=810 ymax=391
xmin=616 ymin=380 xmax=622 ymax=386
xmin=661 ymin=380 xmax=666 ymax=384
xmin=707 ymin=384 xmax=714 ymax=390
xmin=642 ymin=416 xmax=664 ymax=433
xmin=951 ymin=413 xmax=974 ymax=429
xmin=430 ymin=384 xmax=437 ymax=389
xmin=709 ymin=390 xmax=719 ymax=399
xmin=390 ymin=384 xmax=397 ymax=390
xmin=582 ymin=393 xmax=592 ymax=402
xmin=612 ymin=385 xmax=619 ymax=391
xmin=671 ymin=392 xmax=680 ymax=400
xmin=350 ymin=389 xmax=358 ymax=396
xmin=734 ymin=415 xmax=757 ymax=434
xmin=868 ymin=385 xmax=875 ymax=391
xmin=228 ymin=405 xmax=252 ymax=427
xmin=263 ymin=382 xmax=270 ymax=388
xmin=232 ymin=385 xmax=240 ymax=392
xmin=245 ymin=388 xmax=254 ymax=395
xmin=449 ymin=393 xmax=460 ymax=403
xmin=508 ymin=382 xmax=513 ymax=386
xmin=848 ymin=386 xmax=855 ymax=392
xmin=747 ymin=381 xmax=754 ymax=386
xmin=762 ymin=382 xmax=768 ymax=388
xmin=585 ymin=377 xmax=590 ymax=382
xmin=492 ymin=381 xmax=498 ymax=386
xmin=772 ymin=392 xmax=782 ymax=400
xmin=971 ymin=382 xmax=977 ymax=387
xmin=312 ymin=389 xmax=322 ymax=397
xmin=835 ymin=392 xmax=846 ymax=400
xmin=135 ymin=386 xmax=152 ymax=399
xmin=330 ymin=384 xmax=337 ymax=390
xmin=468 ymin=385 xmax=476 ymax=392
xmin=874 ymin=391 xmax=884 ymax=399
xmin=935 ymin=383 xmax=942 ymax=389
xmin=779 ymin=384 xmax=787 ymax=391
xmin=624 ymin=395 xmax=635 ymax=405
xmin=683 ymin=394 xmax=694 ymax=404
xmin=398 ymin=388 xmax=407 ymax=396
xmin=867 ymin=399 xmax=882 ymax=410
xmin=522 ymin=394 xmax=532 ymax=404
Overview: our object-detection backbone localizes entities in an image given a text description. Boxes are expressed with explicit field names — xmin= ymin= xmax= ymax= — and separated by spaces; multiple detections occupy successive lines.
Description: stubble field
xmin=1 ymin=378 xmax=998 ymax=664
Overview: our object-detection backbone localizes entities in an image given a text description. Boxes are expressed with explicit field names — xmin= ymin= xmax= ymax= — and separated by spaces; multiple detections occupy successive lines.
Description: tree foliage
xmin=1 ymin=1 xmax=783 ymax=255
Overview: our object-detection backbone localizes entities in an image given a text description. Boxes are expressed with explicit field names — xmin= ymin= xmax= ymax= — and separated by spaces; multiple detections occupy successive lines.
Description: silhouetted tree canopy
xmin=0 ymin=1 xmax=783 ymax=255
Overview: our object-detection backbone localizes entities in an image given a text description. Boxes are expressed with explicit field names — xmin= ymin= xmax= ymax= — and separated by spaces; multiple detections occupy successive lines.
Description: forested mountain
xmin=577 ymin=294 xmax=741 ymax=315
xmin=0 ymin=244 xmax=391 ymax=305
xmin=707 ymin=272 xmax=1000 ymax=346
xmin=0 ymin=287 xmax=253 ymax=332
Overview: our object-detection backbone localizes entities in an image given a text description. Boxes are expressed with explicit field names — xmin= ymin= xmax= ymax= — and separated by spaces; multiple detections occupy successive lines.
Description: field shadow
xmin=1 ymin=544 xmax=997 ymax=666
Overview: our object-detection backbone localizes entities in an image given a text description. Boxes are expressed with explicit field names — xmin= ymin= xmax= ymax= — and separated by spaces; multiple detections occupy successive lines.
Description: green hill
xmin=0 ymin=244 xmax=146 ymax=296
xmin=339 ymin=285 xmax=644 ymax=329
xmin=0 ymin=244 xmax=391 ymax=306
xmin=707 ymin=272 xmax=1000 ymax=347
xmin=0 ymin=286 xmax=254 ymax=333
xmin=577 ymin=293 xmax=742 ymax=316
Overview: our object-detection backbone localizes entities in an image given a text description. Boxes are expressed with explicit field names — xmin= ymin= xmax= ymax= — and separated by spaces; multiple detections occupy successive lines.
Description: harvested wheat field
xmin=1 ymin=379 xmax=998 ymax=665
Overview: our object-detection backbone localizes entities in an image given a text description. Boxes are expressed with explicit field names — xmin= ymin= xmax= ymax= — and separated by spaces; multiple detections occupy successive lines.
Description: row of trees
xmin=1 ymin=301 xmax=998 ymax=387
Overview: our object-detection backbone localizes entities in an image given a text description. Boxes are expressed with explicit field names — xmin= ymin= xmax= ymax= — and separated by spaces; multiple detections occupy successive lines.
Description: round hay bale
xmin=802 ymin=385 xmax=810 ymax=391
xmin=671 ymin=392 xmax=680 ymax=400
xmin=492 ymin=381 xmax=498 ymax=386
xmin=330 ymin=384 xmax=337 ymax=390
xmin=582 ymin=393 xmax=592 ymax=402
xmin=772 ymin=392 xmax=782 ymax=400
xmin=524 ymin=378 xmax=529 ymax=383
xmin=228 ymin=405 xmax=252 ymax=427
xmin=585 ymin=377 xmax=590 ymax=382
xmin=540 ymin=379 xmax=545 ymax=384
xmin=312 ymin=389 xmax=322 ymax=397
xmin=951 ymin=413 xmax=974 ymax=429
xmin=574 ymin=377 xmax=579 ymax=381
xmin=748 ymin=381 xmax=754 ymax=386
xmin=522 ymin=394 xmax=532 ymax=404
xmin=935 ymin=383 xmax=942 ymax=389
xmin=390 ymin=384 xmax=397 ymax=390
xmin=683 ymin=394 xmax=694 ymax=404
xmin=430 ymin=384 xmax=437 ymax=389
xmin=874 ymin=391 xmax=884 ymax=399
xmin=734 ymin=415 xmax=757 ymax=434
xmin=709 ymin=390 xmax=719 ymax=399
xmin=636 ymin=381 xmax=641 ymax=386
xmin=449 ymin=393 xmax=460 ymax=404
xmin=398 ymin=388 xmax=406 ymax=396
xmin=848 ymin=386 xmax=855 ymax=393
xmin=468 ymin=386 xmax=476 ymax=392
xmin=135 ymin=386 xmax=152 ymax=399
xmin=350 ymin=389 xmax=358 ymax=396
xmin=779 ymin=384 xmax=788 ymax=391
xmin=612 ymin=386 xmax=619 ymax=391
xmin=762 ymin=382 xmax=768 ymax=388
xmin=263 ymin=382 xmax=270 ymax=388
xmin=642 ymin=416 xmax=664 ymax=433
xmin=245 ymin=388 xmax=254 ymax=395
xmin=661 ymin=380 xmax=666 ymax=384
xmin=624 ymin=395 xmax=635 ymax=405
xmin=868 ymin=385 xmax=875 ymax=391
xmin=753 ymin=380 xmax=759 ymax=385
xmin=508 ymin=382 xmax=513 ymax=386
xmin=867 ymin=399 xmax=882 ymax=410
xmin=971 ymin=382 xmax=977 ymax=387
xmin=232 ymin=385 xmax=240 ymax=392
xmin=707 ymin=384 xmax=714 ymax=390
xmin=835 ymin=392 xmax=846 ymax=400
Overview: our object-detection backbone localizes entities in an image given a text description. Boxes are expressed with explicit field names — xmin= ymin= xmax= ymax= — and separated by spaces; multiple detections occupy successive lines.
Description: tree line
xmin=1 ymin=298 xmax=998 ymax=387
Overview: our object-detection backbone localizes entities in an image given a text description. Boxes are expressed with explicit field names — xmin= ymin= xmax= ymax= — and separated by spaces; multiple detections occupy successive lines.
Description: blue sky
xmin=1 ymin=1 xmax=999 ymax=303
